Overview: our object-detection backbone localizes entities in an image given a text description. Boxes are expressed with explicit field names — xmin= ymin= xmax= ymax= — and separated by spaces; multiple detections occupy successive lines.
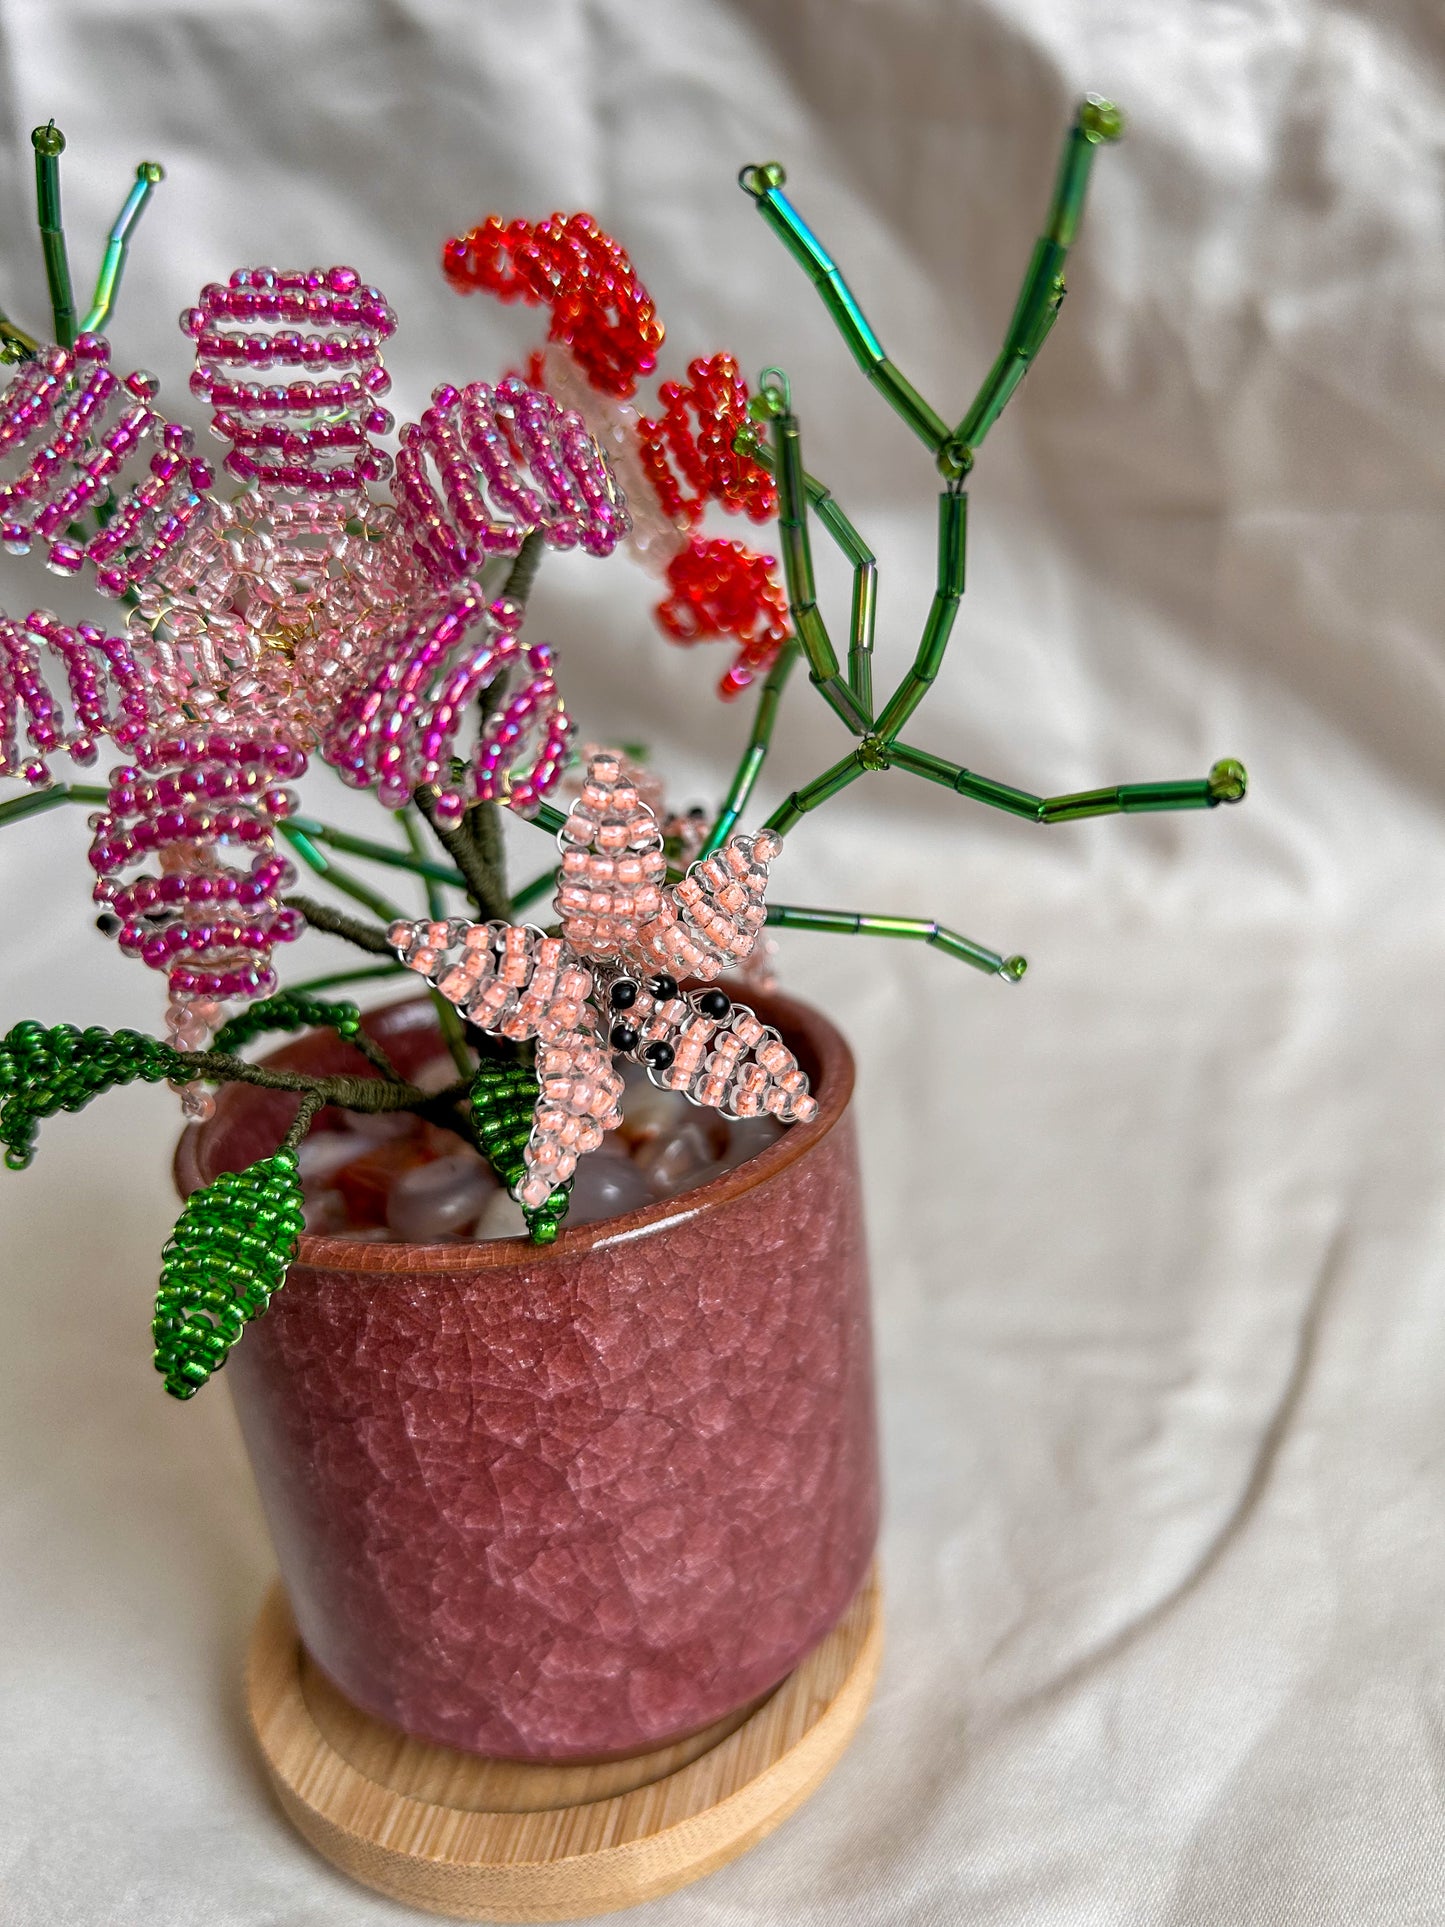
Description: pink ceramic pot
xmin=176 ymin=991 xmax=878 ymax=1764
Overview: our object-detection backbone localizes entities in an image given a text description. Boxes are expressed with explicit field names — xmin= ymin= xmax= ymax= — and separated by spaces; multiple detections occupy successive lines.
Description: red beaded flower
xmin=444 ymin=212 xmax=793 ymax=697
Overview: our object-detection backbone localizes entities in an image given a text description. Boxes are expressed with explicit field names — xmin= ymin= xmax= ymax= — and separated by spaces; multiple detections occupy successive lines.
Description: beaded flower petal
xmin=390 ymin=748 xmax=816 ymax=1218
xmin=0 ymin=263 xmax=631 ymax=1083
xmin=444 ymin=216 xmax=790 ymax=697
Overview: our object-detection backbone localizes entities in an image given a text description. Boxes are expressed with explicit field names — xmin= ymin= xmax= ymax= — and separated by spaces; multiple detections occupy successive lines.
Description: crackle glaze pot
xmin=175 ymin=990 xmax=879 ymax=1765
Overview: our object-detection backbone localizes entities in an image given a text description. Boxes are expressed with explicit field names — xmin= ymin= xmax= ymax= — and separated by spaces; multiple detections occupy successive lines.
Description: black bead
xmin=648 ymin=972 xmax=678 ymax=1001
xmin=609 ymin=978 xmax=639 ymax=1010
xmin=643 ymin=1040 xmax=675 ymax=1071
xmin=609 ymin=1021 xmax=640 ymax=1053
xmin=94 ymin=913 xmax=120 ymax=937
xmin=697 ymin=988 xmax=731 ymax=1020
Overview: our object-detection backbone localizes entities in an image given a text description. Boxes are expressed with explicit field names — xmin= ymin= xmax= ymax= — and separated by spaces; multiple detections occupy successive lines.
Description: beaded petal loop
xmin=391 ymin=749 xmax=816 ymax=1225
xmin=182 ymin=265 xmax=396 ymax=494
xmin=0 ymin=334 xmax=213 ymax=596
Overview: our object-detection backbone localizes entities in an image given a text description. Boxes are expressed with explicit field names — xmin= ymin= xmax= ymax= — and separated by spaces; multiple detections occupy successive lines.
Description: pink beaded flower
xmin=390 ymin=749 xmax=816 ymax=1213
xmin=0 ymin=265 xmax=630 ymax=1069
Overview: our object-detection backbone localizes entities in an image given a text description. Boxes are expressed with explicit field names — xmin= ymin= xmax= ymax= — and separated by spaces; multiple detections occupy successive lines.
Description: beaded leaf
xmin=0 ymin=1019 xmax=196 ymax=1169
xmin=153 ymin=1149 xmax=305 ymax=1399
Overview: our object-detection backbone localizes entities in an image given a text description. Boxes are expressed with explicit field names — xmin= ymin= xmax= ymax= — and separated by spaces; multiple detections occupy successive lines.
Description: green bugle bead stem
xmin=739 ymin=162 xmax=949 ymax=453
xmin=0 ymin=781 xmax=109 ymax=831
xmin=702 ymin=637 xmax=800 ymax=858
xmin=285 ymin=811 xmax=465 ymax=891
xmin=872 ymin=489 xmax=967 ymax=743
xmin=397 ymin=808 xmax=448 ymax=917
xmin=890 ymin=741 xmax=1249 ymax=822
xmin=952 ymin=97 xmax=1124 ymax=458
xmin=282 ymin=963 xmax=407 ymax=997
xmin=0 ymin=301 xmax=38 ymax=363
xmin=763 ymin=747 xmax=867 ymax=837
xmin=773 ymin=405 xmax=868 ymax=735
xmin=766 ymin=902 xmax=1026 ymax=981
xmin=31 ymin=123 xmax=76 ymax=348
xmin=279 ymin=823 xmax=405 ymax=924
xmin=741 ymin=428 xmax=878 ymax=718
xmin=510 ymin=865 xmax=559 ymax=914
xmin=82 ymin=160 xmax=164 ymax=336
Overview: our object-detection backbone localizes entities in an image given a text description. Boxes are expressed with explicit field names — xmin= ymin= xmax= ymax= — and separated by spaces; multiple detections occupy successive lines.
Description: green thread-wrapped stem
xmin=82 ymin=160 xmax=164 ymax=336
xmin=212 ymin=991 xmax=403 ymax=1083
xmin=739 ymin=162 xmax=948 ymax=453
xmin=31 ymin=124 xmax=76 ymax=348
xmin=415 ymin=787 xmax=509 ymax=921
xmin=766 ymin=902 xmax=1026 ymax=981
xmin=283 ymin=894 xmax=395 ymax=957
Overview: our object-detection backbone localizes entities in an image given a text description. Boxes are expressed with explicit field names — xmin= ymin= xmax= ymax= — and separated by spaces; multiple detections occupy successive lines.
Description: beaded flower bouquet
xmin=1 ymin=103 xmax=1243 ymax=1918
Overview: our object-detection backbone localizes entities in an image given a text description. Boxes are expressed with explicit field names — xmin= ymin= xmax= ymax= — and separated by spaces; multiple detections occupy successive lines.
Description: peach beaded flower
xmin=391 ymin=749 xmax=816 ymax=1213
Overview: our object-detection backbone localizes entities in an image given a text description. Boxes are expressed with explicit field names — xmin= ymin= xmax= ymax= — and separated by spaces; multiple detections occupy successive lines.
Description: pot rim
xmin=174 ymin=983 xmax=855 ymax=1275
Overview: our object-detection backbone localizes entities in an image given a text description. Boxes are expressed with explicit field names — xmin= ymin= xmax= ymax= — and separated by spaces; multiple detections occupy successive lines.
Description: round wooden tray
xmin=246 ymin=1570 xmax=883 ymax=1922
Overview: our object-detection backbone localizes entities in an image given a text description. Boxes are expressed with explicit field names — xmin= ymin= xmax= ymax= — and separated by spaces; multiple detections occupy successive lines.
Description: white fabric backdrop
xmin=2 ymin=0 xmax=1443 ymax=1920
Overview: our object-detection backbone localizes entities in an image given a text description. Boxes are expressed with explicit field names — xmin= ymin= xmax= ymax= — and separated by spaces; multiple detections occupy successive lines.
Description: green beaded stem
xmin=889 ymin=742 xmax=1249 ymax=822
xmin=510 ymin=864 xmax=559 ymax=914
xmin=469 ymin=1055 xmax=571 ymax=1243
xmin=871 ymin=486 xmax=968 ymax=743
xmin=279 ymin=823 xmax=405 ymax=924
xmin=0 ymin=781 xmax=109 ymax=831
xmin=0 ymin=1019 xmax=193 ymax=1169
xmin=286 ymin=810 xmax=466 ymax=894
xmin=739 ymin=427 xmax=877 ymax=719
xmin=81 ymin=160 xmax=164 ymax=336
xmin=397 ymin=808 xmax=449 ymax=917
xmin=153 ymin=1143 xmax=308 ymax=1400
xmin=773 ymin=406 xmax=869 ymax=736
xmin=281 ymin=963 xmax=407 ymax=997
xmin=738 ymin=162 xmax=949 ymax=454
xmin=701 ymin=637 xmax=800 ymax=858
xmin=765 ymin=902 xmax=1027 ymax=981
xmin=953 ymin=96 xmax=1123 ymax=458
xmin=31 ymin=124 xmax=76 ymax=348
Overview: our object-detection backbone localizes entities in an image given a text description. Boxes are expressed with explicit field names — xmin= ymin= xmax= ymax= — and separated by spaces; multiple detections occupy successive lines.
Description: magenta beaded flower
xmin=0 ymin=264 xmax=630 ymax=1067
xmin=391 ymin=749 xmax=816 ymax=1213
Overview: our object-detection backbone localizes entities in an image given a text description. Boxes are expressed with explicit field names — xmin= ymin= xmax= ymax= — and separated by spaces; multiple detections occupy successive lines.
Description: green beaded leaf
xmin=153 ymin=1150 xmax=306 ymax=1401
xmin=468 ymin=1054 xmax=571 ymax=1244
xmin=212 ymin=992 xmax=362 ymax=1056
xmin=0 ymin=1020 xmax=192 ymax=1171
